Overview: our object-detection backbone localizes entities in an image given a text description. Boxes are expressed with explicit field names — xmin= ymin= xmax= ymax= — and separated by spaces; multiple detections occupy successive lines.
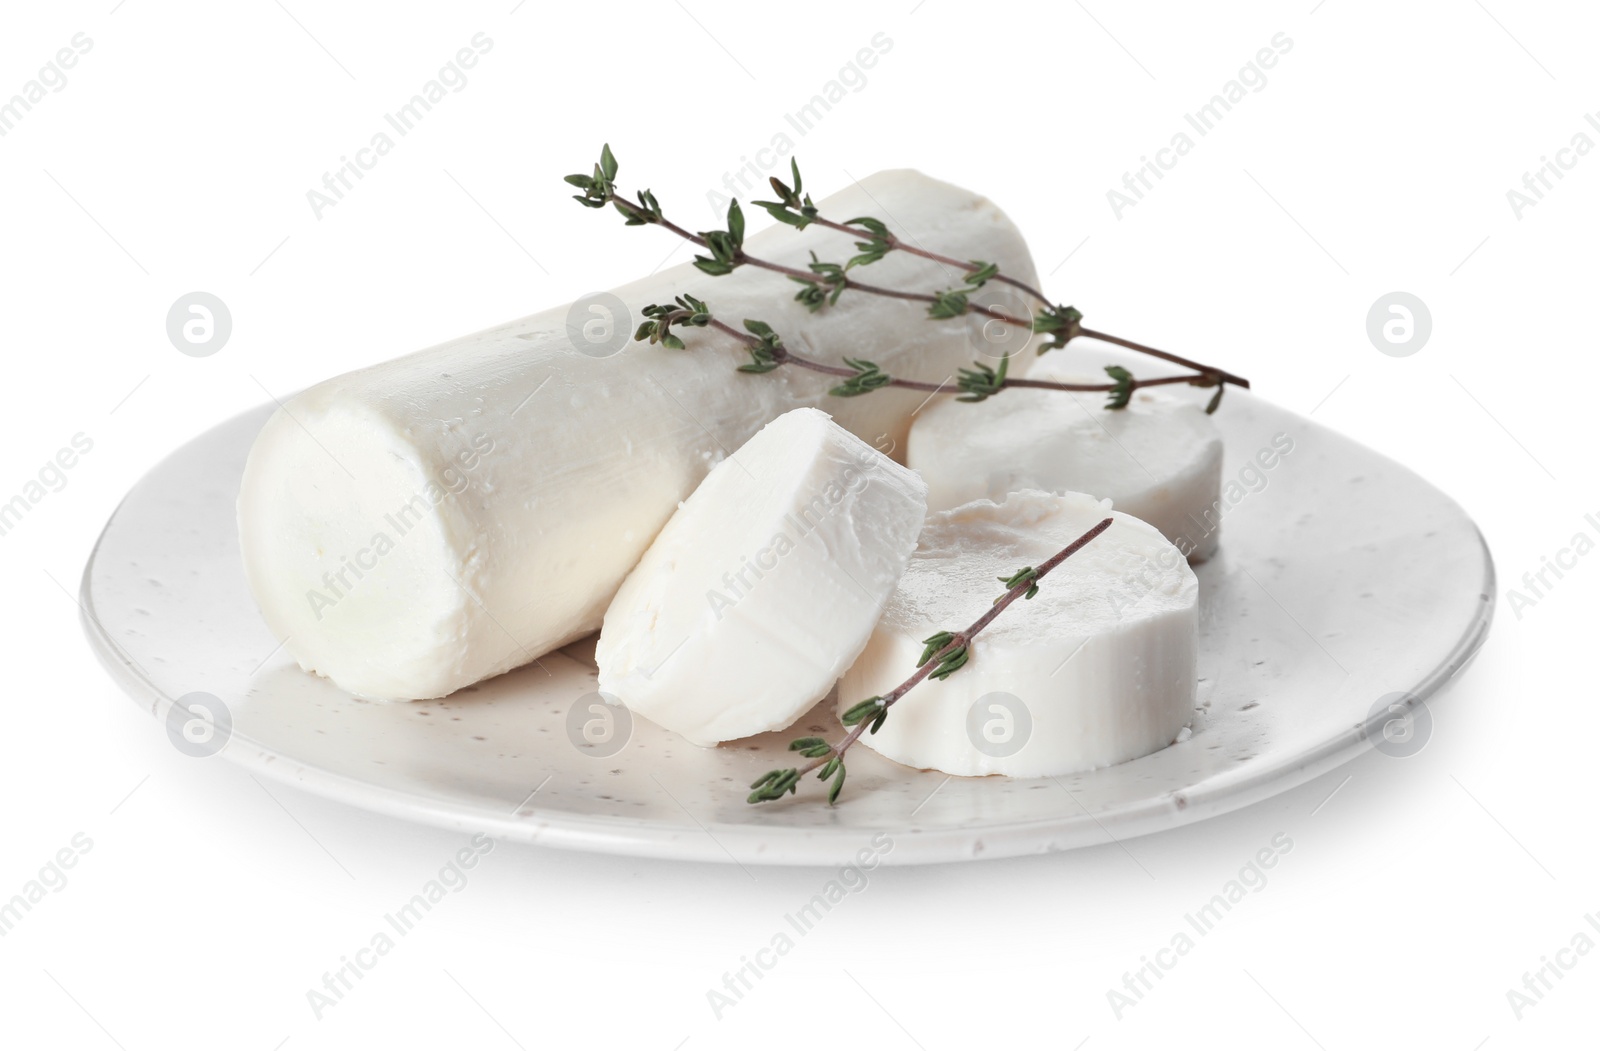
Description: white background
xmin=2 ymin=0 xmax=1595 ymax=1047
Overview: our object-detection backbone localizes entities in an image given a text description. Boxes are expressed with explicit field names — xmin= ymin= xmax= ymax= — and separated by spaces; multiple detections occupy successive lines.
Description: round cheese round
xmin=597 ymin=408 xmax=927 ymax=746
xmin=838 ymin=490 xmax=1198 ymax=778
xmin=907 ymin=357 xmax=1224 ymax=560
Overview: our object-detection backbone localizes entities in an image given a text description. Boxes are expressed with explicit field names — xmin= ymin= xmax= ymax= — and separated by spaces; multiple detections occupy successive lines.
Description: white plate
xmin=81 ymin=389 xmax=1493 ymax=866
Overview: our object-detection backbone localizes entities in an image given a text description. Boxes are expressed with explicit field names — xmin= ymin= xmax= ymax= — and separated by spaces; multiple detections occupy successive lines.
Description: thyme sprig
xmin=634 ymin=294 xmax=710 ymax=350
xmin=830 ymin=358 xmax=893 ymax=398
xmin=956 ymin=354 xmax=1009 ymax=403
xmin=792 ymin=252 xmax=848 ymax=311
xmin=565 ymin=145 xmax=1249 ymax=412
xmin=637 ymin=305 xmax=1219 ymax=403
xmin=736 ymin=319 xmax=783 ymax=374
xmin=748 ymin=516 xmax=1115 ymax=805
xmin=996 ymin=566 xmax=1040 ymax=602
xmin=1104 ymin=365 xmax=1135 ymax=411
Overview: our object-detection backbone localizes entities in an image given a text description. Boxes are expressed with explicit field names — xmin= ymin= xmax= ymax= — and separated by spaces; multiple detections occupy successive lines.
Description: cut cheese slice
xmin=907 ymin=356 xmax=1224 ymax=560
xmin=838 ymin=490 xmax=1198 ymax=778
xmin=596 ymin=408 xmax=926 ymax=746
xmin=237 ymin=170 xmax=1039 ymax=701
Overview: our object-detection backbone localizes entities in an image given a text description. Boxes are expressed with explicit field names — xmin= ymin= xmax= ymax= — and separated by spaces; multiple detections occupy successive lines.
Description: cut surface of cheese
xmin=595 ymin=408 xmax=926 ymax=746
xmin=838 ymin=490 xmax=1198 ymax=778
xmin=237 ymin=170 xmax=1038 ymax=701
xmin=907 ymin=356 xmax=1224 ymax=559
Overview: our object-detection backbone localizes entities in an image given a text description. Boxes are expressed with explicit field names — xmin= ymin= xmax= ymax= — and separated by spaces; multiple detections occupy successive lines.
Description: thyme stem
xmin=687 ymin=313 xmax=1211 ymax=397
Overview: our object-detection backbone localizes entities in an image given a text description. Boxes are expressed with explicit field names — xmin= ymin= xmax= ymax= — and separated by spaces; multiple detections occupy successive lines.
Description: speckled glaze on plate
xmin=80 ymin=385 xmax=1493 ymax=866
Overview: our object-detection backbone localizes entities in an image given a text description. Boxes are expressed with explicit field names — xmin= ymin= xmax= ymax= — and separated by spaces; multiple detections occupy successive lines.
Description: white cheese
xmin=595 ymin=408 xmax=926 ymax=746
xmin=838 ymin=490 xmax=1198 ymax=778
xmin=237 ymin=170 xmax=1038 ymax=701
xmin=907 ymin=355 xmax=1225 ymax=559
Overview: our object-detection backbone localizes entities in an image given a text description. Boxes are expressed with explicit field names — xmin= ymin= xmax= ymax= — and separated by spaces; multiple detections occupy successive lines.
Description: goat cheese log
xmin=906 ymin=356 xmax=1225 ymax=559
xmin=837 ymin=490 xmax=1198 ymax=778
xmin=237 ymin=170 xmax=1039 ymax=701
xmin=595 ymin=408 xmax=926 ymax=746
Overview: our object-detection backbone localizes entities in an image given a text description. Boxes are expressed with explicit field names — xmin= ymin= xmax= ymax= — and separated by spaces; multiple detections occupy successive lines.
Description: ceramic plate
xmin=81 ymin=385 xmax=1493 ymax=866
